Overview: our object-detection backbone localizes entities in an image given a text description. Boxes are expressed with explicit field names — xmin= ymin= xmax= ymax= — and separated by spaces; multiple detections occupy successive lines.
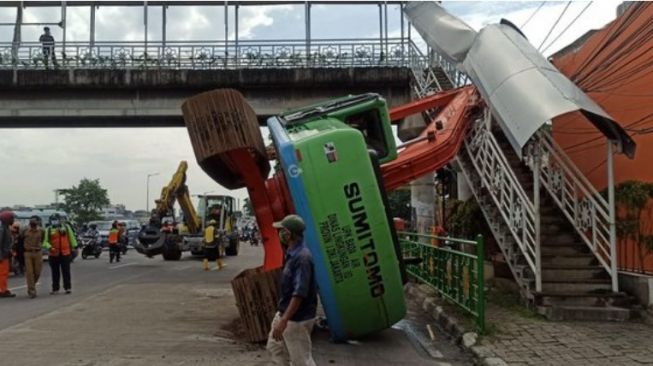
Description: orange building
xmin=552 ymin=2 xmax=653 ymax=273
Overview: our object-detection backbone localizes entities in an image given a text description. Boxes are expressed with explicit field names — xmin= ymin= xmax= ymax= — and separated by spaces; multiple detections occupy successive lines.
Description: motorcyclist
xmin=86 ymin=223 xmax=99 ymax=238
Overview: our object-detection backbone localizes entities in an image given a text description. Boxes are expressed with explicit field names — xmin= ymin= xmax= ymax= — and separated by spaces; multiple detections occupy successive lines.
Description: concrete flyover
xmin=0 ymin=68 xmax=411 ymax=128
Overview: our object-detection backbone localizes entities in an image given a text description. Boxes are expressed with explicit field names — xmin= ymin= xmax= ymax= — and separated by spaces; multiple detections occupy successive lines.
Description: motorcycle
xmin=80 ymin=235 xmax=102 ymax=259
xmin=249 ymin=233 xmax=259 ymax=246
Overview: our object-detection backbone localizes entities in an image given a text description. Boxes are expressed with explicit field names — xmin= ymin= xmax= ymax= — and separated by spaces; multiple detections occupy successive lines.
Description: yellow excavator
xmin=135 ymin=161 xmax=240 ymax=260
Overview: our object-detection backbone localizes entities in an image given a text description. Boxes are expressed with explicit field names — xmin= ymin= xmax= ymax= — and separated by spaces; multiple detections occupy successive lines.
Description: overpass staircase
xmin=411 ymin=53 xmax=638 ymax=321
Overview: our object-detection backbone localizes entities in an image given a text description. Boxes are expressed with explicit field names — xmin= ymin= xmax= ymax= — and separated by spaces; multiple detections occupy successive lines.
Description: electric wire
xmin=521 ymin=1 xmax=546 ymax=28
xmin=538 ymin=1 xmax=572 ymax=51
xmin=541 ymin=1 xmax=594 ymax=54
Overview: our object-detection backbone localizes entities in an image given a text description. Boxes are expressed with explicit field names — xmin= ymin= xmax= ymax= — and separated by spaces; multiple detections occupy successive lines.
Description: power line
xmin=542 ymin=1 xmax=593 ymax=54
xmin=521 ymin=1 xmax=546 ymax=28
xmin=538 ymin=1 xmax=572 ymax=51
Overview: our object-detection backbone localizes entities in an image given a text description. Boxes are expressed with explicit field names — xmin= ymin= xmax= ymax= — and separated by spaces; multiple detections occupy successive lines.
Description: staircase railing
xmin=464 ymin=113 xmax=540 ymax=290
xmin=407 ymin=41 xmax=442 ymax=96
xmin=527 ymin=130 xmax=617 ymax=290
xmin=427 ymin=45 xmax=617 ymax=293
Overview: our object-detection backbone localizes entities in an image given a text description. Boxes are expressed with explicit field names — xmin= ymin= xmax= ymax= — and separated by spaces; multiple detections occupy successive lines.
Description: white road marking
xmin=9 ymin=285 xmax=27 ymax=292
xmin=108 ymin=263 xmax=136 ymax=270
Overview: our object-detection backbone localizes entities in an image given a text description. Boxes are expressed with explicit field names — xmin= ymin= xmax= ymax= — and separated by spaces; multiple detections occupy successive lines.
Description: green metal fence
xmin=399 ymin=232 xmax=485 ymax=333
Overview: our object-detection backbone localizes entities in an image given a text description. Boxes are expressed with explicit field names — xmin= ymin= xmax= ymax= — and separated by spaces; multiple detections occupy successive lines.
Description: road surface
xmin=0 ymin=244 xmax=472 ymax=365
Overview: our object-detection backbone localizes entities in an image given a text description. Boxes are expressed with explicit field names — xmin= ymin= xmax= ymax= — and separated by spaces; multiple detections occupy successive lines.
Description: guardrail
xmin=399 ymin=231 xmax=485 ymax=333
xmin=528 ymin=130 xmax=617 ymax=288
xmin=465 ymin=115 xmax=539 ymax=290
xmin=0 ymin=38 xmax=420 ymax=70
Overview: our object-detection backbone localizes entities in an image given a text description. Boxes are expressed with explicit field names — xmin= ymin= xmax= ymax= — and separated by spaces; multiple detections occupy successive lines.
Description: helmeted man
xmin=267 ymin=214 xmax=318 ymax=366
xmin=108 ymin=221 xmax=121 ymax=263
xmin=0 ymin=210 xmax=16 ymax=298
xmin=21 ymin=215 xmax=44 ymax=298
xmin=202 ymin=219 xmax=225 ymax=271
xmin=42 ymin=213 xmax=77 ymax=295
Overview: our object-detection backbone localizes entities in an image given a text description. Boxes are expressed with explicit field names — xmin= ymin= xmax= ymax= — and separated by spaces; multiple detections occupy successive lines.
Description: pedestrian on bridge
xmin=21 ymin=216 xmax=44 ymax=298
xmin=267 ymin=214 xmax=317 ymax=366
xmin=39 ymin=27 xmax=58 ymax=69
xmin=43 ymin=214 xmax=77 ymax=295
xmin=0 ymin=211 xmax=17 ymax=298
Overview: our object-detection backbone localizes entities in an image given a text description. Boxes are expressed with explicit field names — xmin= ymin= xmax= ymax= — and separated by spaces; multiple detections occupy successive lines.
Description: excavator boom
xmin=382 ymin=86 xmax=480 ymax=191
xmin=153 ymin=161 xmax=201 ymax=233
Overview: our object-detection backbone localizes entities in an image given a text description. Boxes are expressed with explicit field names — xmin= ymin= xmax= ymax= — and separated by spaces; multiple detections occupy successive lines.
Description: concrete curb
xmin=405 ymin=283 xmax=508 ymax=366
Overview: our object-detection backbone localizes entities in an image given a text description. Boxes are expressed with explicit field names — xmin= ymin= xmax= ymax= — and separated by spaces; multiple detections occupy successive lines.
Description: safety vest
xmin=203 ymin=225 xmax=216 ymax=248
xmin=44 ymin=225 xmax=75 ymax=257
xmin=108 ymin=228 xmax=120 ymax=245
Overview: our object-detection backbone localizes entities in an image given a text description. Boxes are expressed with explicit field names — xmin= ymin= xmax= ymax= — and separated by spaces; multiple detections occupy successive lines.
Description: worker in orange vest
xmin=108 ymin=221 xmax=121 ymax=264
xmin=42 ymin=214 xmax=77 ymax=295
xmin=0 ymin=211 xmax=16 ymax=298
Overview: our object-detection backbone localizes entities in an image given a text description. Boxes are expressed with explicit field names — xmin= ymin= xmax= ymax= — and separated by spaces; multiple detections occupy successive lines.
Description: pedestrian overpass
xmin=0 ymin=1 xmax=444 ymax=127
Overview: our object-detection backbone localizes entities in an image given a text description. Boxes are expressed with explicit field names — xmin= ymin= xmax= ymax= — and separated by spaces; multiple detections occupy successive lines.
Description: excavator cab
xmin=281 ymin=93 xmax=397 ymax=163
xmin=197 ymin=195 xmax=240 ymax=256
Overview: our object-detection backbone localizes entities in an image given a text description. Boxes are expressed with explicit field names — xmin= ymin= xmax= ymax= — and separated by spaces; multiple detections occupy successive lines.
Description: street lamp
xmin=146 ymin=172 xmax=159 ymax=213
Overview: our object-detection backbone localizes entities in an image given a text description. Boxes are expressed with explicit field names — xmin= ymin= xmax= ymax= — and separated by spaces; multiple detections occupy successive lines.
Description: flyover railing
xmin=0 ymin=38 xmax=424 ymax=70
xmin=399 ymin=231 xmax=485 ymax=333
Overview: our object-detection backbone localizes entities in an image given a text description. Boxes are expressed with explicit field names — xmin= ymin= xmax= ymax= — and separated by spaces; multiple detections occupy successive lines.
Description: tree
xmin=387 ymin=189 xmax=411 ymax=220
xmin=60 ymin=178 xmax=110 ymax=224
xmin=243 ymin=198 xmax=254 ymax=216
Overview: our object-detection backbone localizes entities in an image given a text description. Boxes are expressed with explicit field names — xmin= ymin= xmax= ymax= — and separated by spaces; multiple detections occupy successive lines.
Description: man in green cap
xmin=266 ymin=214 xmax=318 ymax=366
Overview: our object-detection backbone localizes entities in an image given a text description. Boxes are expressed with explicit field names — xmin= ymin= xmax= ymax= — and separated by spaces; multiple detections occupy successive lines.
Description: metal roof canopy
xmin=404 ymin=1 xmax=635 ymax=158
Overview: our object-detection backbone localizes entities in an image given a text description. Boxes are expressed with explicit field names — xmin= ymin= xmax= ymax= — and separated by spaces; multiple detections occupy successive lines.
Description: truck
xmin=134 ymin=161 xmax=240 ymax=260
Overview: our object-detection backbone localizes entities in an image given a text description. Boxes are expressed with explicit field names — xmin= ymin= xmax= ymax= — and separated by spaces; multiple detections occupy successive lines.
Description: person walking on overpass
xmin=21 ymin=216 xmax=44 ymax=298
xmin=43 ymin=214 xmax=77 ymax=295
xmin=108 ymin=221 xmax=121 ymax=264
xmin=39 ymin=27 xmax=58 ymax=69
xmin=202 ymin=220 xmax=224 ymax=271
xmin=0 ymin=211 xmax=16 ymax=298
xmin=267 ymin=214 xmax=318 ymax=366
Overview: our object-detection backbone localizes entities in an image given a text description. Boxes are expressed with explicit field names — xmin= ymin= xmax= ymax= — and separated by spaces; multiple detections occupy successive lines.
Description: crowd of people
xmin=1 ymin=209 xmax=319 ymax=365
xmin=1 ymin=211 xmax=77 ymax=298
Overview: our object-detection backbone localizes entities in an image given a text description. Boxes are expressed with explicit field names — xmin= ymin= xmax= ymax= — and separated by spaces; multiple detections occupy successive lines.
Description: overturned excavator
xmin=180 ymin=2 xmax=634 ymax=341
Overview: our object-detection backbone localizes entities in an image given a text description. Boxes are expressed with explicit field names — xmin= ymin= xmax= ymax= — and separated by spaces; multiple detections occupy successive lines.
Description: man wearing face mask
xmin=267 ymin=214 xmax=318 ymax=366
xmin=21 ymin=216 xmax=44 ymax=298
xmin=0 ymin=211 xmax=16 ymax=298
xmin=42 ymin=214 xmax=77 ymax=295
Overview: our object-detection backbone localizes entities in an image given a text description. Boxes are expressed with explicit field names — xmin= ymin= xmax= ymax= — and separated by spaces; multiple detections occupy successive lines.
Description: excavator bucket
xmin=182 ymin=89 xmax=271 ymax=189
xmin=183 ymin=88 xmax=284 ymax=270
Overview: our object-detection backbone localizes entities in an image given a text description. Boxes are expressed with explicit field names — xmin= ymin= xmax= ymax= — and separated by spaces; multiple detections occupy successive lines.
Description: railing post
xmin=607 ymin=140 xmax=619 ymax=292
xmin=476 ymin=234 xmax=485 ymax=333
xmin=533 ymin=143 xmax=542 ymax=293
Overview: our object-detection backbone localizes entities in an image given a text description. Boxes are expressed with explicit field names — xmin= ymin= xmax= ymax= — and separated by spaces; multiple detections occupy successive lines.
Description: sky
xmin=0 ymin=1 xmax=625 ymax=212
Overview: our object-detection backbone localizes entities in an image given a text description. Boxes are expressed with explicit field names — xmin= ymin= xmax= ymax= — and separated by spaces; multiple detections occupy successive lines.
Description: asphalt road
xmin=0 ymin=244 xmax=472 ymax=366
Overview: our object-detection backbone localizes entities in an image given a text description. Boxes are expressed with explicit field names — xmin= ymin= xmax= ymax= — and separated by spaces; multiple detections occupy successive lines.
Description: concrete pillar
xmin=410 ymin=175 xmax=435 ymax=235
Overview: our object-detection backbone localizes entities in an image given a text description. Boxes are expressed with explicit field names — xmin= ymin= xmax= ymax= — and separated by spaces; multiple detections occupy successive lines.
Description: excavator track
xmin=182 ymin=88 xmax=270 ymax=189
